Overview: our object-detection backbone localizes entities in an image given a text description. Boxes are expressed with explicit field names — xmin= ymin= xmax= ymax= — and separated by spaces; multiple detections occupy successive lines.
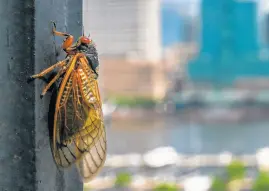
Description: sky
xmin=259 ymin=0 xmax=269 ymax=14
xmin=162 ymin=0 xmax=200 ymax=17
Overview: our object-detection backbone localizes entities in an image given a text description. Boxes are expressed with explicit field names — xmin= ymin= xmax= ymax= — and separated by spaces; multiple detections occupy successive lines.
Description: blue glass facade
xmin=187 ymin=0 xmax=269 ymax=84
xmin=234 ymin=2 xmax=258 ymax=55
xmin=200 ymin=0 xmax=222 ymax=57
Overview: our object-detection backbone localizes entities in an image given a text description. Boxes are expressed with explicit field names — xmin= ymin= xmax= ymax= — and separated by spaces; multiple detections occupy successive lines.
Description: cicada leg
xmin=51 ymin=21 xmax=70 ymax=37
xmin=51 ymin=21 xmax=78 ymax=52
xmin=27 ymin=58 xmax=68 ymax=83
xmin=40 ymin=67 xmax=67 ymax=99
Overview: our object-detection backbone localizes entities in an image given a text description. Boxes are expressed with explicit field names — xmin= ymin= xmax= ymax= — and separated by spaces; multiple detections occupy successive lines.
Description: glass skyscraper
xmin=187 ymin=0 xmax=267 ymax=85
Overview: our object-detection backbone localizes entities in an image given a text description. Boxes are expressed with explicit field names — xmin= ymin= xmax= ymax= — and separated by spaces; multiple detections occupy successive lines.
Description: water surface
xmin=106 ymin=115 xmax=269 ymax=155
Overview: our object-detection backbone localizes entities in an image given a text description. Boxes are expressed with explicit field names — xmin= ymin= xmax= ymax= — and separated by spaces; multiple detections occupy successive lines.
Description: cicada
xmin=28 ymin=22 xmax=106 ymax=182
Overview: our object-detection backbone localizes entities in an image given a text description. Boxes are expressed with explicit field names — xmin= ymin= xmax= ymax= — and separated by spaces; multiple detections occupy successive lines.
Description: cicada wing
xmin=76 ymin=120 xmax=106 ymax=182
xmin=52 ymin=54 xmax=107 ymax=180
xmin=75 ymin=58 xmax=107 ymax=182
xmin=52 ymin=71 xmax=86 ymax=167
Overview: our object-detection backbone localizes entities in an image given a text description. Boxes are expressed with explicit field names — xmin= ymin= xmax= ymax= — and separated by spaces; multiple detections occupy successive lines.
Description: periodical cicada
xmin=27 ymin=21 xmax=106 ymax=182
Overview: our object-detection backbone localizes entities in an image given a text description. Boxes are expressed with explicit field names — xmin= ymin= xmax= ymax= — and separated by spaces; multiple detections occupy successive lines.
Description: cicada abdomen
xmin=27 ymin=22 xmax=107 ymax=182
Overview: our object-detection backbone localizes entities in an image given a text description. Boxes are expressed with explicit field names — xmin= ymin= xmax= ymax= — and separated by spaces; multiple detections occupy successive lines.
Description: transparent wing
xmin=76 ymin=117 xmax=106 ymax=182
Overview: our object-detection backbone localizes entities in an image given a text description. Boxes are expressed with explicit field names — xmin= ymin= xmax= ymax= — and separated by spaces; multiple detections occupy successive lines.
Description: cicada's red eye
xmin=81 ymin=36 xmax=91 ymax=44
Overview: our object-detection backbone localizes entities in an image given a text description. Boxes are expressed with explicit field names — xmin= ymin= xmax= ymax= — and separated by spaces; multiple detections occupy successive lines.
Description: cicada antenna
xmin=82 ymin=25 xmax=85 ymax=36
xmin=50 ymin=21 xmax=59 ymax=60
xmin=51 ymin=21 xmax=57 ymax=36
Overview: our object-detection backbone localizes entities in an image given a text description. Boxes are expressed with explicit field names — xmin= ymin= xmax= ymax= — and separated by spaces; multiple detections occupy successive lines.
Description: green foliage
xmin=226 ymin=160 xmax=246 ymax=181
xmin=153 ymin=183 xmax=179 ymax=191
xmin=109 ymin=95 xmax=159 ymax=108
xmin=114 ymin=172 xmax=132 ymax=187
xmin=83 ymin=187 xmax=90 ymax=191
xmin=252 ymin=171 xmax=269 ymax=191
xmin=210 ymin=176 xmax=226 ymax=191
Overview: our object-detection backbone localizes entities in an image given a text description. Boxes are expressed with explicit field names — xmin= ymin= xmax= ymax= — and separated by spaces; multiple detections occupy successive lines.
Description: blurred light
xmin=256 ymin=147 xmax=269 ymax=171
xmin=84 ymin=176 xmax=115 ymax=190
xmin=102 ymin=102 xmax=117 ymax=117
xmin=219 ymin=151 xmax=233 ymax=165
xmin=183 ymin=176 xmax=212 ymax=191
xmin=105 ymin=153 xmax=143 ymax=167
xmin=126 ymin=153 xmax=143 ymax=167
xmin=143 ymin=146 xmax=178 ymax=167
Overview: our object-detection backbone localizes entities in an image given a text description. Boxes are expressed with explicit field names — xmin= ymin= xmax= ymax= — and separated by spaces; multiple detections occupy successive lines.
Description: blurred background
xmin=83 ymin=0 xmax=269 ymax=190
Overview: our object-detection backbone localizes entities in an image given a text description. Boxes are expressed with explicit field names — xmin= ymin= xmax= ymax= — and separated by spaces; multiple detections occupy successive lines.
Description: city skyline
xmin=163 ymin=0 xmax=268 ymax=17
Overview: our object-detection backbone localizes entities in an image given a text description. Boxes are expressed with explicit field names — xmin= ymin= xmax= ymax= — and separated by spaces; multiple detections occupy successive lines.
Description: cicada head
xmin=80 ymin=36 xmax=91 ymax=45
xmin=80 ymin=26 xmax=92 ymax=45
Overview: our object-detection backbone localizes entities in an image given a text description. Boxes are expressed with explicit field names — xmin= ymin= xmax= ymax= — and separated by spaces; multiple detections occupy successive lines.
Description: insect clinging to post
xmin=27 ymin=21 xmax=106 ymax=182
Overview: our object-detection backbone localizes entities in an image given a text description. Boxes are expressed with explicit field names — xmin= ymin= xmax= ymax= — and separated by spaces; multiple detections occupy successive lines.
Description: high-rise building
xmin=265 ymin=13 xmax=269 ymax=46
xmin=187 ymin=0 xmax=265 ymax=85
xmin=82 ymin=0 xmax=167 ymax=99
xmin=83 ymin=0 xmax=161 ymax=62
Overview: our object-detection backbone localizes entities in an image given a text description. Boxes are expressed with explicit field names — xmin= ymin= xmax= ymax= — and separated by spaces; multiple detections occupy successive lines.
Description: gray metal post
xmin=0 ymin=0 xmax=83 ymax=190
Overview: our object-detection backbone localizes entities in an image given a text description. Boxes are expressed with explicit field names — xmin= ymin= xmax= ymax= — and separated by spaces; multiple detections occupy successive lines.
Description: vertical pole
xmin=0 ymin=0 xmax=83 ymax=190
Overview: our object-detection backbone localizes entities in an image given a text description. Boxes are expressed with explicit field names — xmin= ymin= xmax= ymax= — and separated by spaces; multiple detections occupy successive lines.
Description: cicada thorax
xmin=78 ymin=42 xmax=100 ymax=78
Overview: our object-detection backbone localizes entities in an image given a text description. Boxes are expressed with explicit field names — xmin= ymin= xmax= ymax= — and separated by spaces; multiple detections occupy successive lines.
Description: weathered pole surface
xmin=0 ymin=0 xmax=35 ymax=190
xmin=0 ymin=0 xmax=83 ymax=190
